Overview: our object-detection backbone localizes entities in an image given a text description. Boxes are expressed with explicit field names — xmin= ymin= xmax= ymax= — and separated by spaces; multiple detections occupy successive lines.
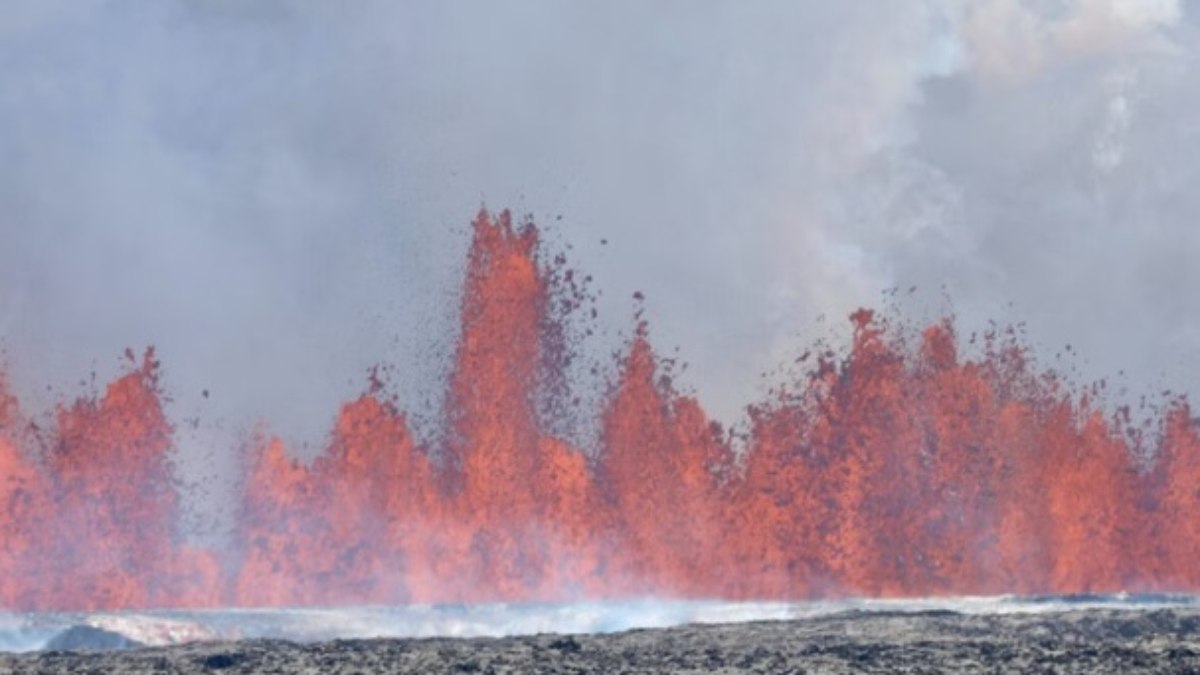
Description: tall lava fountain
xmin=1 ymin=209 xmax=1198 ymax=612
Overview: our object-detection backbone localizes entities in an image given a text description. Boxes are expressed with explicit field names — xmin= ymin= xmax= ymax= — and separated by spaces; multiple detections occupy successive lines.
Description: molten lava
xmin=0 ymin=208 xmax=1198 ymax=610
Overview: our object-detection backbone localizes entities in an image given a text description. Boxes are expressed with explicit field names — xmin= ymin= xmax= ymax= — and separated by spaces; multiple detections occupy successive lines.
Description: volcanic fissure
xmin=0 ymin=209 xmax=1197 ymax=611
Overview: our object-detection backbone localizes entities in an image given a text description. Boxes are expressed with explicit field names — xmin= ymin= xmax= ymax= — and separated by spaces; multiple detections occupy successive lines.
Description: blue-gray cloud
xmin=0 ymin=0 xmax=1196 ymax=469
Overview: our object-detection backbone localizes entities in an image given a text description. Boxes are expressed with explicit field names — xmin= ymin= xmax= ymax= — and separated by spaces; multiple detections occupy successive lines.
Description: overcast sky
xmin=2 ymin=1 xmax=1198 ymax=460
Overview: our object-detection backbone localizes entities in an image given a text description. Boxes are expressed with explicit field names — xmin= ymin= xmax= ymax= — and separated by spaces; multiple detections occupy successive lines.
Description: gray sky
xmin=1 ymin=0 xmax=1197 ymax=463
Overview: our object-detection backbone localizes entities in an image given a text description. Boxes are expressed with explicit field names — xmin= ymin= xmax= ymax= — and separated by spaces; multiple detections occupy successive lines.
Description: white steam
xmin=0 ymin=0 xmax=1196 ymax=473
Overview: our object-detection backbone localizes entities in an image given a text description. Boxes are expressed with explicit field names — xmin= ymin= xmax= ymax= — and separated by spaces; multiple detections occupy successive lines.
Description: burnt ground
xmin=5 ymin=607 xmax=1200 ymax=674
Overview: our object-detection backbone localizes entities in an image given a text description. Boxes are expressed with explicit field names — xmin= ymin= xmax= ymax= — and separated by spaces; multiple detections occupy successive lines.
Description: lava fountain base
xmin=3 ymin=595 xmax=1200 ymax=673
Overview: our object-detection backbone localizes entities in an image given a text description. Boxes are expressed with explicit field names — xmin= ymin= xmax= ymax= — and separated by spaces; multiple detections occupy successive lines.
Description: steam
xmin=3 ymin=595 xmax=1193 ymax=653
xmin=0 ymin=0 xmax=1196 ymax=444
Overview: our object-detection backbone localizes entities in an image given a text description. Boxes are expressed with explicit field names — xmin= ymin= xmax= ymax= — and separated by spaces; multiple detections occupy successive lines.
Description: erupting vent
xmin=1 ymin=209 xmax=1198 ymax=611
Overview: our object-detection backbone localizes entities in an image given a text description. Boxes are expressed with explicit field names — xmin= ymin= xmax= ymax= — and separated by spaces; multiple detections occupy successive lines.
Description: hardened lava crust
xmin=6 ymin=607 xmax=1200 ymax=674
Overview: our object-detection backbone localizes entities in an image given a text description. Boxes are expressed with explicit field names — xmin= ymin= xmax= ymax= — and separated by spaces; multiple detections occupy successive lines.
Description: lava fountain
xmin=0 ymin=208 xmax=1198 ymax=612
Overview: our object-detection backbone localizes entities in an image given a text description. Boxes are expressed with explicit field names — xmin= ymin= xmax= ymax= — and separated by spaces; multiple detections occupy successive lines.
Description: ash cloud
xmin=0 ymin=0 xmax=1197 ymax=459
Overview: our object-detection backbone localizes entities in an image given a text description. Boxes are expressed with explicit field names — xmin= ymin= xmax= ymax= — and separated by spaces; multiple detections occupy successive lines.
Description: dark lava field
xmin=5 ymin=606 xmax=1200 ymax=674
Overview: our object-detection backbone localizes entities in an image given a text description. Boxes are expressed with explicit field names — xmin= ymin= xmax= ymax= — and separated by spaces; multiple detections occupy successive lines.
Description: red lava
xmin=0 ymin=209 xmax=1196 ymax=611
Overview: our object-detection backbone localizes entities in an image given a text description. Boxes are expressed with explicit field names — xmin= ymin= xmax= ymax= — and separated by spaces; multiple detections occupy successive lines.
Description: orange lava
xmin=0 ymin=208 xmax=1197 ymax=610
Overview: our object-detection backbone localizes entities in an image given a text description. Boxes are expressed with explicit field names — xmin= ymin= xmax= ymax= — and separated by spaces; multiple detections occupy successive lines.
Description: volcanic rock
xmin=44 ymin=624 xmax=143 ymax=652
xmin=7 ymin=606 xmax=1200 ymax=673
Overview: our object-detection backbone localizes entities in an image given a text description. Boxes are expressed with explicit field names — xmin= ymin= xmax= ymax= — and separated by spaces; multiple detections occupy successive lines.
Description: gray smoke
xmin=0 ymin=0 xmax=1196 ymax=469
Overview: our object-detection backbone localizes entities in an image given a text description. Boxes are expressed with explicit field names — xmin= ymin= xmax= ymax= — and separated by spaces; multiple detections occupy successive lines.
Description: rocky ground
xmin=5 ymin=607 xmax=1200 ymax=673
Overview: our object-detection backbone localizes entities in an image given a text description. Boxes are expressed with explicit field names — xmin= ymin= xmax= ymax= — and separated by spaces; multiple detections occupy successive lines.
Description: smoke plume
xmin=0 ymin=1 xmax=1197 ymax=531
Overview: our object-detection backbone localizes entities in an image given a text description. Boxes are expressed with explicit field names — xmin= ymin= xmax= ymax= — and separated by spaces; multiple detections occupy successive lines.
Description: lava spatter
xmin=0 ymin=209 xmax=1198 ymax=611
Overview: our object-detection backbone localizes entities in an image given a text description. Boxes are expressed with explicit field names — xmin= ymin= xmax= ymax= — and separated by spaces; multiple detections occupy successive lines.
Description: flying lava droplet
xmin=0 ymin=208 xmax=1197 ymax=611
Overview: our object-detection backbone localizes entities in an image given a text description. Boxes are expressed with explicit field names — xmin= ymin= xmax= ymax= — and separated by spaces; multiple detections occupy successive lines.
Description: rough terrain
xmin=5 ymin=607 xmax=1200 ymax=673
